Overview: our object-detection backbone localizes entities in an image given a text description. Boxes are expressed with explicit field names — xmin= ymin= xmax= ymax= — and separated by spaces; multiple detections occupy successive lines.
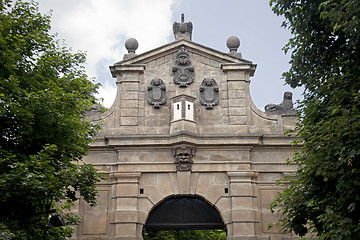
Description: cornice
xmin=89 ymin=132 xmax=299 ymax=148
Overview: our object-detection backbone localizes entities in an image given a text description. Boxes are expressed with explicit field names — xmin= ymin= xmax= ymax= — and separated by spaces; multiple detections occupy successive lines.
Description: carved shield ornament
xmin=172 ymin=46 xmax=194 ymax=87
xmin=147 ymin=78 xmax=166 ymax=108
xmin=199 ymin=78 xmax=219 ymax=109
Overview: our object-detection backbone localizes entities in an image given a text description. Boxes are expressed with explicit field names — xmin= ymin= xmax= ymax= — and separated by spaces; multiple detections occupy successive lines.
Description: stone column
xmin=227 ymin=171 xmax=259 ymax=240
xmin=110 ymin=65 xmax=145 ymax=134
xmin=112 ymin=172 xmax=141 ymax=240
xmin=221 ymin=64 xmax=256 ymax=134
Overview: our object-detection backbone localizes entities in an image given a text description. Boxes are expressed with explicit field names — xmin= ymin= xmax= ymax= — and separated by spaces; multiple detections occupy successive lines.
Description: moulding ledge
xmin=89 ymin=133 xmax=298 ymax=148
xmin=109 ymin=64 xmax=146 ymax=77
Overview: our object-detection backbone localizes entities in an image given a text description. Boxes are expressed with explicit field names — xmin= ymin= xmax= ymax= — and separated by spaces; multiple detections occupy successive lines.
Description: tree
xmin=268 ymin=0 xmax=360 ymax=239
xmin=0 ymin=0 xmax=105 ymax=239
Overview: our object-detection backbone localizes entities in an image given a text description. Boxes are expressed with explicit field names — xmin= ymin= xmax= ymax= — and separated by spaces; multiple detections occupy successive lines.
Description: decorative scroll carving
xmin=172 ymin=46 xmax=194 ymax=88
xmin=265 ymin=91 xmax=295 ymax=114
xmin=172 ymin=145 xmax=196 ymax=171
xmin=199 ymin=78 xmax=219 ymax=109
xmin=147 ymin=78 xmax=166 ymax=108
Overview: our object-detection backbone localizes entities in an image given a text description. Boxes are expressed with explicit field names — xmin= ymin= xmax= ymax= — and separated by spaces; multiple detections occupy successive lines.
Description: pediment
xmin=112 ymin=39 xmax=253 ymax=68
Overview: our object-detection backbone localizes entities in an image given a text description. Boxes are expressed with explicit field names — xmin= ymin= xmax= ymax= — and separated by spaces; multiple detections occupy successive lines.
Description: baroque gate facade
xmin=74 ymin=16 xmax=298 ymax=240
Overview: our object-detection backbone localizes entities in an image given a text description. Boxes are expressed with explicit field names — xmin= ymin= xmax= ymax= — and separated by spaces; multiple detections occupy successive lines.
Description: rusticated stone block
xmin=229 ymin=116 xmax=247 ymax=125
xmin=121 ymin=108 xmax=138 ymax=117
xmin=121 ymin=117 xmax=138 ymax=126
xmin=229 ymin=106 xmax=246 ymax=116
xmin=228 ymin=89 xmax=246 ymax=99
xmin=116 ymin=184 xmax=138 ymax=197
xmin=114 ymin=210 xmax=138 ymax=223
xmin=115 ymin=223 xmax=137 ymax=237
xmin=121 ymin=91 xmax=138 ymax=100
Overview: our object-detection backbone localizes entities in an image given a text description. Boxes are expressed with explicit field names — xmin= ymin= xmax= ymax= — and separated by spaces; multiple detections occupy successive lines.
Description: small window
xmin=185 ymin=101 xmax=193 ymax=121
xmin=173 ymin=101 xmax=182 ymax=121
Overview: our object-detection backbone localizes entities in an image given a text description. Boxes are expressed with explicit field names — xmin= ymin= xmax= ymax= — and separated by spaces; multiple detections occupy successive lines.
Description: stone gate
xmin=74 ymin=15 xmax=299 ymax=240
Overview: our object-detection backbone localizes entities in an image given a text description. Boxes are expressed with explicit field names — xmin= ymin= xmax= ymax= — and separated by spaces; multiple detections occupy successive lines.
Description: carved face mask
xmin=177 ymin=150 xmax=190 ymax=161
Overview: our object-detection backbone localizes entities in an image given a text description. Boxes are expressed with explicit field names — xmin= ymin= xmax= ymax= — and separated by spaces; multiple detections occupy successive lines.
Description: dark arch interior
xmin=143 ymin=196 xmax=226 ymax=231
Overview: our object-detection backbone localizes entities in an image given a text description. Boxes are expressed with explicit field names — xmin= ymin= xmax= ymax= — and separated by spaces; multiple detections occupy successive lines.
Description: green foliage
xmin=269 ymin=0 xmax=360 ymax=239
xmin=0 ymin=0 xmax=106 ymax=238
xmin=143 ymin=230 xmax=227 ymax=240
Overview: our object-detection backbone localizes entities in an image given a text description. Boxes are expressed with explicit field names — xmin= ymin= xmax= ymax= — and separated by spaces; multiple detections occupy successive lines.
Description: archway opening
xmin=143 ymin=230 xmax=226 ymax=239
xmin=143 ymin=196 xmax=226 ymax=239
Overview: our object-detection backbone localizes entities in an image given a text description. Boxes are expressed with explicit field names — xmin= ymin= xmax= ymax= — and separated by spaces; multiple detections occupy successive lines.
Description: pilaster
xmin=112 ymin=172 xmax=141 ymax=239
xmin=222 ymin=64 xmax=256 ymax=134
xmin=109 ymin=65 xmax=145 ymax=133
xmin=227 ymin=171 xmax=259 ymax=240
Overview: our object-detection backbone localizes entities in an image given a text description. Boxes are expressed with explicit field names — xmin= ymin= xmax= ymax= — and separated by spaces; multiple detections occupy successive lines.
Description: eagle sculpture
xmin=173 ymin=14 xmax=193 ymax=40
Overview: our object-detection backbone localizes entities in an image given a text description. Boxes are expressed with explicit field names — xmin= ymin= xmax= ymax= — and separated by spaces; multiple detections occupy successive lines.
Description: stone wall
xmin=77 ymin=39 xmax=299 ymax=240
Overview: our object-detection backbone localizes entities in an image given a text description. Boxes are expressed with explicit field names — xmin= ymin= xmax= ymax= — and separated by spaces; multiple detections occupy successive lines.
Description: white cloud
xmin=96 ymin=81 xmax=117 ymax=108
xmin=38 ymin=0 xmax=175 ymax=107
xmin=37 ymin=0 xmax=302 ymax=110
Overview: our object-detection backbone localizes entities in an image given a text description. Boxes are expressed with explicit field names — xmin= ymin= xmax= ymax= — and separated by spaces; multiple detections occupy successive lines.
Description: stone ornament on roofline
xmin=172 ymin=46 xmax=194 ymax=88
xmin=172 ymin=145 xmax=196 ymax=171
xmin=147 ymin=78 xmax=166 ymax=108
xmin=265 ymin=91 xmax=296 ymax=114
xmin=199 ymin=78 xmax=219 ymax=109
xmin=173 ymin=13 xmax=193 ymax=41
xmin=123 ymin=38 xmax=138 ymax=60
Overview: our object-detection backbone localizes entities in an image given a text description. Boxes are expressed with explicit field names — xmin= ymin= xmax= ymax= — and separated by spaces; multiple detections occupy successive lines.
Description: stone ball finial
xmin=226 ymin=36 xmax=240 ymax=53
xmin=125 ymin=38 xmax=138 ymax=54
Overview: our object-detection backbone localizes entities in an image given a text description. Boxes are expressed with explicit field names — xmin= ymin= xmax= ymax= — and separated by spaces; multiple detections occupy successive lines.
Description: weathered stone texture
xmin=80 ymin=190 xmax=109 ymax=235
xmin=75 ymin=38 xmax=299 ymax=240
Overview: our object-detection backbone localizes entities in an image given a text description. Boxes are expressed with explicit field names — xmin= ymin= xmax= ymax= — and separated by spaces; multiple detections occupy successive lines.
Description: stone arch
xmin=137 ymin=172 xmax=232 ymax=227
xmin=143 ymin=195 xmax=226 ymax=233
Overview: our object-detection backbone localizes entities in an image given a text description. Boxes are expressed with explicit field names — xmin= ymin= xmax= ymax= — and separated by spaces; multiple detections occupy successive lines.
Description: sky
xmin=37 ymin=0 xmax=303 ymax=110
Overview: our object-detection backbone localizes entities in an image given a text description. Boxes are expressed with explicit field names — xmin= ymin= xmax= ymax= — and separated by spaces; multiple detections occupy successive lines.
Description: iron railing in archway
xmin=143 ymin=196 xmax=226 ymax=232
